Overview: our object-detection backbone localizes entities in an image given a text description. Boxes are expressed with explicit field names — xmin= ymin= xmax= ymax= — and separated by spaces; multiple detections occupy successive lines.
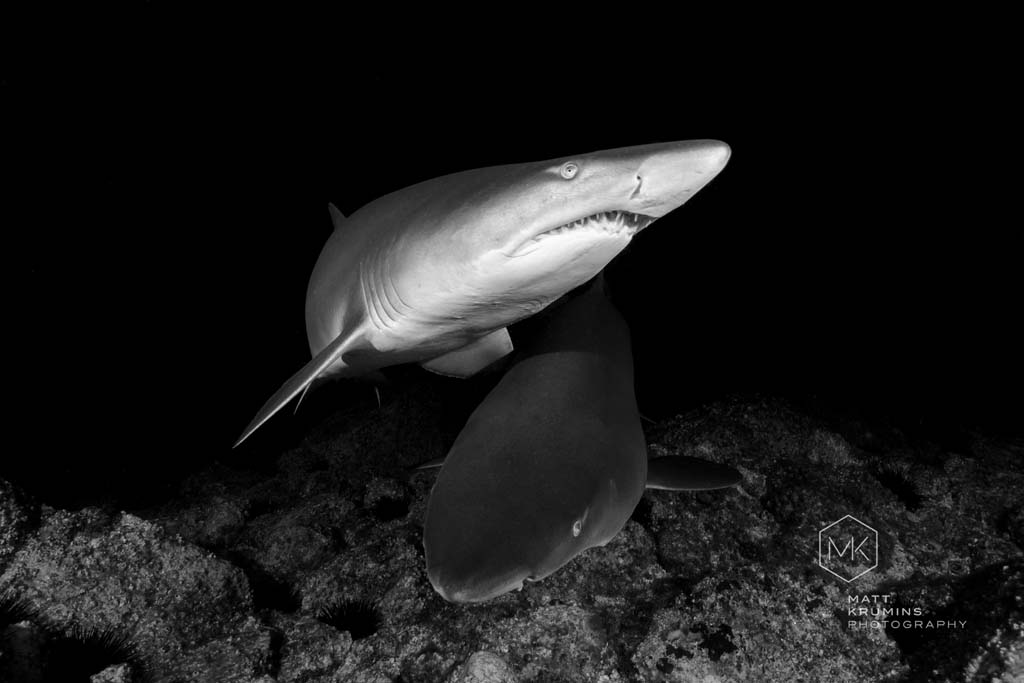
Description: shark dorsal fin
xmin=328 ymin=203 xmax=347 ymax=231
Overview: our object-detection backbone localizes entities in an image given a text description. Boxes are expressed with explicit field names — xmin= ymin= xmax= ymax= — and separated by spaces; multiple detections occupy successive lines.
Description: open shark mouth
xmin=512 ymin=210 xmax=656 ymax=256
xmin=541 ymin=210 xmax=656 ymax=239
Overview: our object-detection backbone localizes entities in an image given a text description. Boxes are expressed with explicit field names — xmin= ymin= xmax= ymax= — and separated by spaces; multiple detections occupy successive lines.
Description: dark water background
xmin=6 ymin=39 xmax=1019 ymax=509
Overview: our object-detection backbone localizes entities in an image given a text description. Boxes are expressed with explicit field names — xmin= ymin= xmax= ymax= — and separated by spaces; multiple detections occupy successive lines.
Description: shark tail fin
xmin=234 ymin=332 xmax=354 ymax=447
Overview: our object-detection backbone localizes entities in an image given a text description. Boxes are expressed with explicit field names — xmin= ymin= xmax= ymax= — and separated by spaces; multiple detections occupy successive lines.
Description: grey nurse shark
xmin=235 ymin=140 xmax=731 ymax=446
xmin=422 ymin=276 xmax=741 ymax=603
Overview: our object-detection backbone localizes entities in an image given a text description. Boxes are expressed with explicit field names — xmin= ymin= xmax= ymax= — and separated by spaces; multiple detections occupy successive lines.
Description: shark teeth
xmin=534 ymin=211 xmax=655 ymax=242
xmin=508 ymin=210 xmax=657 ymax=256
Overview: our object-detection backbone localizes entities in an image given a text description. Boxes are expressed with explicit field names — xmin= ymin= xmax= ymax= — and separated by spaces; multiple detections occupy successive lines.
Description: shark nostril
xmin=630 ymin=174 xmax=643 ymax=199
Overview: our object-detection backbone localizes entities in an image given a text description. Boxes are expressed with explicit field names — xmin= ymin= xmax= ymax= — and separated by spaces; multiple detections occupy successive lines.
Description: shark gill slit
xmin=377 ymin=254 xmax=406 ymax=325
xmin=366 ymin=249 xmax=404 ymax=332
xmin=359 ymin=259 xmax=391 ymax=332
xmin=384 ymin=255 xmax=412 ymax=314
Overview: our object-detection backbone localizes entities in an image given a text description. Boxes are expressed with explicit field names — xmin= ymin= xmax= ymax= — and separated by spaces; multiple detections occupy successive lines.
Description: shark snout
xmin=633 ymin=139 xmax=731 ymax=216
xmin=691 ymin=139 xmax=731 ymax=170
xmin=428 ymin=564 xmax=527 ymax=603
xmin=653 ymin=139 xmax=731 ymax=173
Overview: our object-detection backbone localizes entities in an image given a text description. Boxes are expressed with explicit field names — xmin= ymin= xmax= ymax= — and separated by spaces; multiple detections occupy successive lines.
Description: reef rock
xmin=1 ymin=388 xmax=1022 ymax=681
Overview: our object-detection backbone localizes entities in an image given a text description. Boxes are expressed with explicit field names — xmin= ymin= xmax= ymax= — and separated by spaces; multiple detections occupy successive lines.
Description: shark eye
xmin=560 ymin=162 xmax=579 ymax=180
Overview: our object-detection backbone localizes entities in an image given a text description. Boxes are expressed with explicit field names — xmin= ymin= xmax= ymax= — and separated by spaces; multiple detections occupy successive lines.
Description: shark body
xmin=423 ymin=277 xmax=741 ymax=602
xmin=236 ymin=141 xmax=731 ymax=446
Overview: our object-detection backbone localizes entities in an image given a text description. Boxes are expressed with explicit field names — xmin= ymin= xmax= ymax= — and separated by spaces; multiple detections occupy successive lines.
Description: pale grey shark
xmin=235 ymin=141 xmax=731 ymax=446
xmin=423 ymin=276 xmax=741 ymax=603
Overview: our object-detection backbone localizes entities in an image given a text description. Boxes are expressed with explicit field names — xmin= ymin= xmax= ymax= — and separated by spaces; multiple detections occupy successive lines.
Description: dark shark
xmin=423 ymin=277 xmax=741 ymax=602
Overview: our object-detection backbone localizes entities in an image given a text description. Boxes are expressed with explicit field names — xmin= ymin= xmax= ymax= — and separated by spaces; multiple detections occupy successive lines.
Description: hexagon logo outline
xmin=818 ymin=514 xmax=878 ymax=582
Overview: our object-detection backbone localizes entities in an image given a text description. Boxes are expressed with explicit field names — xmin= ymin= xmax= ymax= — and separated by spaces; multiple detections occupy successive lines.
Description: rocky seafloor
xmin=1 ymin=384 xmax=1022 ymax=682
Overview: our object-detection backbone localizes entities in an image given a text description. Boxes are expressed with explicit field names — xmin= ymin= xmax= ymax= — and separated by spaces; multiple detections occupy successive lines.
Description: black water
xmin=6 ymin=46 xmax=1019 ymax=512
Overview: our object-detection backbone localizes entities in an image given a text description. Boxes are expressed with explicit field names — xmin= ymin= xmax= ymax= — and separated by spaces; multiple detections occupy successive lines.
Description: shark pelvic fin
xmin=293 ymin=381 xmax=315 ymax=415
xmin=328 ymin=203 xmax=346 ymax=231
xmin=645 ymin=456 xmax=742 ymax=491
xmin=234 ymin=331 xmax=356 ymax=447
xmin=421 ymin=328 xmax=513 ymax=378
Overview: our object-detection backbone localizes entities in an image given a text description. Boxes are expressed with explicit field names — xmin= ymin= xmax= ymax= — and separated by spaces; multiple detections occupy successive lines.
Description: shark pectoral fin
xmin=328 ymin=203 xmax=347 ymax=230
xmin=420 ymin=328 xmax=513 ymax=378
xmin=234 ymin=332 xmax=355 ymax=448
xmin=410 ymin=456 xmax=446 ymax=471
xmin=645 ymin=456 xmax=742 ymax=491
